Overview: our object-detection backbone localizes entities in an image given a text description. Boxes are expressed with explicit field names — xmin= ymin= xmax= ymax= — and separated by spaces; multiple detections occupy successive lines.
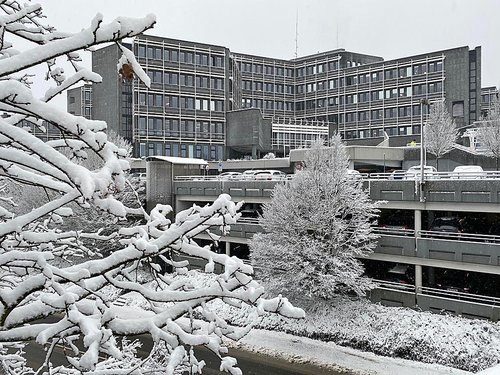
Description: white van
xmin=451 ymin=165 xmax=485 ymax=179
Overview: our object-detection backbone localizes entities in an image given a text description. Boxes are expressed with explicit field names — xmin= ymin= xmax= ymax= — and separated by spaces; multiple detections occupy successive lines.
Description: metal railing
xmin=418 ymin=230 xmax=500 ymax=244
xmin=368 ymin=170 xmax=500 ymax=181
xmin=174 ymin=174 xmax=294 ymax=182
xmin=374 ymin=227 xmax=415 ymax=236
xmin=174 ymin=171 xmax=500 ymax=182
xmin=373 ymin=278 xmax=500 ymax=306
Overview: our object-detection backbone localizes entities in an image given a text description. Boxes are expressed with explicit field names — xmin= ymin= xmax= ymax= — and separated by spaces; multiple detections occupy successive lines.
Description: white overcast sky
xmin=37 ymin=0 xmax=500 ymax=87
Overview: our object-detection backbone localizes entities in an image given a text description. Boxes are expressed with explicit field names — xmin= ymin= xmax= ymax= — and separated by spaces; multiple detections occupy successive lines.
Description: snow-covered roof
xmin=145 ymin=155 xmax=208 ymax=165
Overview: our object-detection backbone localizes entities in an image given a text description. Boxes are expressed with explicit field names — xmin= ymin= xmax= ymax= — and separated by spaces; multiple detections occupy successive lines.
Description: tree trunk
xmin=436 ymin=156 xmax=439 ymax=171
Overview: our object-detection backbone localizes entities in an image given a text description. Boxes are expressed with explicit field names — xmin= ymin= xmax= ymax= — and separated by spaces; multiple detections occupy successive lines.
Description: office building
xmin=67 ymin=84 xmax=93 ymax=119
xmin=88 ymin=34 xmax=484 ymax=159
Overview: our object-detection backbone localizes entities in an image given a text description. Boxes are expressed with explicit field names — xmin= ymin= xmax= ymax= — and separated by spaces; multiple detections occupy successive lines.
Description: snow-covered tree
xmin=477 ymin=98 xmax=500 ymax=169
xmin=423 ymin=101 xmax=457 ymax=170
xmin=250 ymin=135 xmax=379 ymax=307
xmin=0 ymin=3 xmax=303 ymax=374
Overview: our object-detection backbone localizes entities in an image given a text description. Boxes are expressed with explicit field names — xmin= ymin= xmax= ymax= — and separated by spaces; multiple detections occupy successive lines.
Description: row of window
xmin=343 ymin=61 xmax=443 ymax=86
xmin=241 ymin=80 xmax=294 ymax=94
xmin=343 ymin=125 xmax=421 ymax=140
xmin=137 ymin=45 xmax=225 ymax=68
xmin=295 ymin=61 xmax=340 ymax=77
xmin=137 ymin=142 xmax=224 ymax=161
xmin=344 ymin=105 xmax=430 ymax=122
xmin=241 ymin=76 xmax=443 ymax=96
xmin=482 ymin=93 xmax=498 ymax=104
xmin=238 ymin=60 xmax=443 ymax=81
xmin=242 ymin=82 xmax=443 ymax=111
xmin=241 ymin=98 xmax=294 ymax=111
xmin=237 ymin=61 xmax=294 ymax=77
xmin=137 ymin=93 xmax=224 ymax=112
xmin=147 ymin=70 xmax=224 ymax=90
xmin=137 ymin=117 xmax=224 ymax=139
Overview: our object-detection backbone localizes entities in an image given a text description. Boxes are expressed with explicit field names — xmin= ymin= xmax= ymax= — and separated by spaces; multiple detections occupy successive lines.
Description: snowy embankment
xmin=119 ymin=271 xmax=499 ymax=373
xmin=231 ymin=328 xmax=472 ymax=375
xmin=210 ymin=295 xmax=500 ymax=373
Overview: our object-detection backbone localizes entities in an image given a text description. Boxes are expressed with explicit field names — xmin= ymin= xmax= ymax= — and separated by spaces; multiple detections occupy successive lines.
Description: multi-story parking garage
xmin=147 ymin=154 xmax=500 ymax=321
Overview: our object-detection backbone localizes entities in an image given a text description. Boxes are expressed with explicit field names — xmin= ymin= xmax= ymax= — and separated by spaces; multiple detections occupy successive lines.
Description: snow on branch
xmin=0 ymin=4 xmax=301 ymax=374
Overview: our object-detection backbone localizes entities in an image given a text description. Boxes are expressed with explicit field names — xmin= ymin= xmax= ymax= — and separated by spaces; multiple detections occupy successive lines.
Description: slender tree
xmin=250 ymin=135 xmax=379 ymax=307
xmin=477 ymin=98 xmax=500 ymax=169
xmin=0 ymin=3 xmax=303 ymax=374
xmin=424 ymin=101 xmax=457 ymax=171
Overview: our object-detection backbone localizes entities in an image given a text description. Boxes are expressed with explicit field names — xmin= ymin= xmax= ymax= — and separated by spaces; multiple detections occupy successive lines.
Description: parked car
xmin=254 ymin=170 xmax=287 ymax=180
xmin=451 ymin=165 xmax=485 ymax=179
xmin=241 ymin=170 xmax=265 ymax=180
xmin=347 ymin=169 xmax=362 ymax=179
xmin=404 ymin=165 xmax=438 ymax=180
xmin=429 ymin=216 xmax=464 ymax=233
xmin=389 ymin=170 xmax=406 ymax=180
xmin=379 ymin=210 xmax=414 ymax=232
xmin=217 ymin=172 xmax=242 ymax=180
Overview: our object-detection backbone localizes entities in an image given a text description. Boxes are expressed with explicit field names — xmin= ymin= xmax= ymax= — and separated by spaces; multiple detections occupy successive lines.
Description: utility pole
xmin=295 ymin=10 xmax=299 ymax=59
xmin=420 ymin=98 xmax=429 ymax=202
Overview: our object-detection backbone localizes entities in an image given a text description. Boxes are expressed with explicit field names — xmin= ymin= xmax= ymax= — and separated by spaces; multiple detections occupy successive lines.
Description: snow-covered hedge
xmin=211 ymin=296 xmax=500 ymax=372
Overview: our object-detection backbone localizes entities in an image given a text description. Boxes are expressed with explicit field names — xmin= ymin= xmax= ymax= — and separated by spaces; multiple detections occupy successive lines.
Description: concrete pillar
xmin=225 ymin=242 xmax=231 ymax=256
xmin=414 ymin=209 xmax=422 ymax=237
xmin=415 ymin=264 xmax=422 ymax=293
xmin=252 ymin=145 xmax=257 ymax=160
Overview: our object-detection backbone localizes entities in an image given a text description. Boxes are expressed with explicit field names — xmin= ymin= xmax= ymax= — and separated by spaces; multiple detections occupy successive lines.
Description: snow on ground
xmin=478 ymin=364 xmax=500 ymax=374
xmin=119 ymin=270 xmax=500 ymax=374
xmin=230 ymin=328 xmax=472 ymax=375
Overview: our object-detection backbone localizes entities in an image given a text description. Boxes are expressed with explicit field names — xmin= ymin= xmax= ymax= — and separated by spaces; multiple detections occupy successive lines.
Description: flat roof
xmin=146 ymin=156 xmax=208 ymax=165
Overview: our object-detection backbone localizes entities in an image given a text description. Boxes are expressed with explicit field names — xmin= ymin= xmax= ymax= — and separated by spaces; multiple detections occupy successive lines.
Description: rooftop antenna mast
xmin=295 ymin=10 xmax=299 ymax=58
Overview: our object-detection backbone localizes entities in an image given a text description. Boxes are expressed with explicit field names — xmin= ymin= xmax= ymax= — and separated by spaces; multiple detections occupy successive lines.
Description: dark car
xmin=429 ymin=216 xmax=464 ymax=233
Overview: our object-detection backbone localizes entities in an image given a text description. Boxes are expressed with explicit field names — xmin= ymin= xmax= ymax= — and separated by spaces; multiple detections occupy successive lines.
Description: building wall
xmin=131 ymin=35 xmax=228 ymax=160
xmin=226 ymin=109 xmax=272 ymax=158
xmin=92 ymin=44 xmax=132 ymax=140
xmin=90 ymin=37 xmax=481 ymax=160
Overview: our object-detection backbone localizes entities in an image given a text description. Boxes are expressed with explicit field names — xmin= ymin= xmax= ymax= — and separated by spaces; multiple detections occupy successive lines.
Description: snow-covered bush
xmin=211 ymin=296 xmax=500 ymax=373
xmin=250 ymin=135 xmax=379 ymax=305
xmin=0 ymin=3 xmax=303 ymax=374
xmin=262 ymin=152 xmax=276 ymax=159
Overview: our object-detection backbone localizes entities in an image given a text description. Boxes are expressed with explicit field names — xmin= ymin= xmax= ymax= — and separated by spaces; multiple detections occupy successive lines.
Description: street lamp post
xmin=420 ymin=98 xmax=429 ymax=202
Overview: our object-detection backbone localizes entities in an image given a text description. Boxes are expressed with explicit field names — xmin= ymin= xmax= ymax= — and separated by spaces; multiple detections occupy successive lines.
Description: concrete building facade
xmin=67 ymin=84 xmax=93 ymax=119
xmin=88 ymin=35 xmax=485 ymax=159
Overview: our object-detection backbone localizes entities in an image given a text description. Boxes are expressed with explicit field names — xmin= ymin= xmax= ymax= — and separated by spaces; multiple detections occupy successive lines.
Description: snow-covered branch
xmin=0 ymin=4 xmax=301 ymax=374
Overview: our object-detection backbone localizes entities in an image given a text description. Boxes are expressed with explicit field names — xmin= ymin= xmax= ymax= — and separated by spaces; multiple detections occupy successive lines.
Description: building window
xmin=398 ymin=66 xmax=411 ymax=78
xmin=358 ymin=111 xmax=369 ymax=121
xmin=384 ymin=107 xmax=397 ymax=118
xmin=384 ymin=68 xmax=397 ymax=80
xmin=385 ymin=88 xmax=398 ymax=99
xmin=428 ymin=81 xmax=443 ymax=93
xmin=345 ymin=75 xmax=357 ymax=86
xmin=371 ymin=71 xmax=383 ymax=82
xmin=371 ymin=109 xmax=383 ymax=120
xmin=413 ymin=84 xmax=427 ymax=96
xmin=452 ymin=101 xmax=464 ymax=117
xmin=428 ymin=61 xmax=443 ymax=73
xmin=69 ymin=96 xmax=75 ymax=104
xmin=413 ymin=63 xmax=427 ymax=75
xmin=371 ymin=90 xmax=383 ymax=101
xmin=398 ymin=106 xmax=411 ymax=117
xmin=138 ymin=46 xmax=146 ymax=58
